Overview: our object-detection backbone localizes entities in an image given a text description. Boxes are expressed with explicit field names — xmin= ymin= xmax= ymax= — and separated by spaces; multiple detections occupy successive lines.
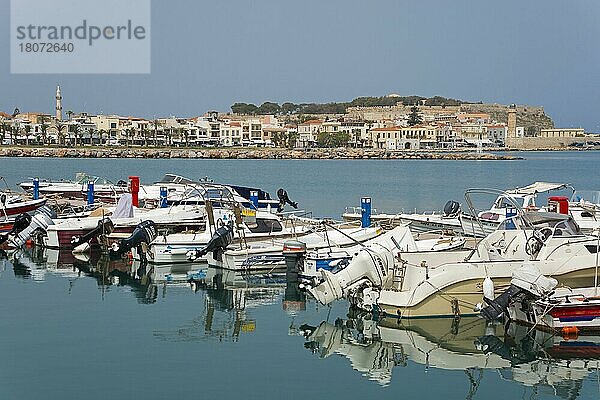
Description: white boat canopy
xmin=507 ymin=182 xmax=569 ymax=196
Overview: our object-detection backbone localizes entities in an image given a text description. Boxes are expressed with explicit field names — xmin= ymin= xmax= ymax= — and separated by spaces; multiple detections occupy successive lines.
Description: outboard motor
xmin=479 ymin=264 xmax=558 ymax=321
xmin=277 ymin=189 xmax=298 ymax=212
xmin=479 ymin=285 xmax=523 ymax=321
xmin=283 ymin=240 xmax=307 ymax=279
xmin=443 ymin=200 xmax=460 ymax=217
xmin=0 ymin=213 xmax=32 ymax=245
xmin=109 ymin=220 xmax=157 ymax=260
xmin=187 ymin=222 xmax=234 ymax=262
xmin=7 ymin=206 xmax=56 ymax=247
xmin=307 ymin=242 xmax=395 ymax=306
xmin=71 ymin=217 xmax=115 ymax=252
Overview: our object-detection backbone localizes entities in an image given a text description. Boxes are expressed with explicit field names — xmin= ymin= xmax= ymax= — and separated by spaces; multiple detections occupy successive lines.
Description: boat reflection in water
xmin=300 ymin=314 xmax=600 ymax=397
xmin=154 ymin=267 xmax=304 ymax=342
xmin=8 ymin=247 xmax=162 ymax=303
xmin=3 ymin=245 xmax=48 ymax=281
xmin=479 ymin=322 xmax=600 ymax=399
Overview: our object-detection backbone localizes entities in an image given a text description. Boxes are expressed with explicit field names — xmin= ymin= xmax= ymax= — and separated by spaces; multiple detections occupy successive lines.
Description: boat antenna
xmin=595 ymin=229 xmax=599 ymax=296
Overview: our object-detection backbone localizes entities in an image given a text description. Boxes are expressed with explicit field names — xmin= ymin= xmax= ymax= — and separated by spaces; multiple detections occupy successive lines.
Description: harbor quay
xmin=0 ymin=146 xmax=522 ymax=160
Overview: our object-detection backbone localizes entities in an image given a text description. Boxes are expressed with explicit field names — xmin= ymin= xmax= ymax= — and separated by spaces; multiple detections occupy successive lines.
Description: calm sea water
xmin=1 ymin=152 xmax=600 ymax=400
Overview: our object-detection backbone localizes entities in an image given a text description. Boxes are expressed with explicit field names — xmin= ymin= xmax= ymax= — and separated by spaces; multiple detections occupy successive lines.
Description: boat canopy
xmin=507 ymin=182 xmax=568 ymax=196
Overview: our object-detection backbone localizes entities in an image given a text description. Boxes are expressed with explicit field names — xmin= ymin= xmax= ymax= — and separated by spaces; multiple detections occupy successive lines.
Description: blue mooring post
xmin=32 ymin=178 xmax=39 ymax=200
xmin=250 ymin=191 xmax=259 ymax=209
xmin=159 ymin=186 xmax=168 ymax=208
xmin=505 ymin=207 xmax=517 ymax=230
xmin=361 ymin=197 xmax=371 ymax=228
xmin=87 ymin=181 xmax=94 ymax=206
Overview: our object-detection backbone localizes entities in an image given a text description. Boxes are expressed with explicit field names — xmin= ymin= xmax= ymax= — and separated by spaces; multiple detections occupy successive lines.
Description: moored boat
xmin=305 ymin=206 xmax=600 ymax=319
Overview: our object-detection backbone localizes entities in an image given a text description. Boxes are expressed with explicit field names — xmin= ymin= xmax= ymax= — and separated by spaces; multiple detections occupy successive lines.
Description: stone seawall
xmin=0 ymin=147 xmax=522 ymax=160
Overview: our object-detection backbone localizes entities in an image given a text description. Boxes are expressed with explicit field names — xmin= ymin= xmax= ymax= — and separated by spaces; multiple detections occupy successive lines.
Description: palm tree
xmin=0 ymin=122 xmax=6 ymax=143
xmin=183 ymin=128 xmax=189 ymax=147
xmin=152 ymin=119 xmax=160 ymax=147
xmin=66 ymin=110 xmax=74 ymax=121
xmin=88 ymin=127 xmax=97 ymax=145
xmin=71 ymin=124 xmax=80 ymax=146
xmin=5 ymin=124 xmax=15 ymax=145
xmin=126 ymin=128 xmax=135 ymax=147
xmin=23 ymin=124 xmax=31 ymax=145
xmin=141 ymin=126 xmax=149 ymax=147
xmin=39 ymin=115 xmax=49 ymax=144
xmin=98 ymin=129 xmax=107 ymax=146
xmin=56 ymin=122 xmax=66 ymax=146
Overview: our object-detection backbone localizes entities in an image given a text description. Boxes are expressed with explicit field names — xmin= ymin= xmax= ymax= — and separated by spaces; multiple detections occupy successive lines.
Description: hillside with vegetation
xmin=230 ymin=95 xmax=470 ymax=115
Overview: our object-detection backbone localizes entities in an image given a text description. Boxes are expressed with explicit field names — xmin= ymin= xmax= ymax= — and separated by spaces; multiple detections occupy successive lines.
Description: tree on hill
xmin=407 ymin=106 xmax=423 ymax=126
xmin=256 ymin=102 xmax=280 ymax=115
xmin=280 ymin=102 xmax=299 ymax=115
xmin=231 ymin=102 xmax=258 ymax=115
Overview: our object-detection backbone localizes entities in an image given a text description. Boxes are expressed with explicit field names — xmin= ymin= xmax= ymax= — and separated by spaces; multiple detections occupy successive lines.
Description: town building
xmin=539 ymin=128 xmax=584 ymax=138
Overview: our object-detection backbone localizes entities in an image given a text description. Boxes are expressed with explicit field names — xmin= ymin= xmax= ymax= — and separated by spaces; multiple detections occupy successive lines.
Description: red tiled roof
xmin=370 ymin=126 xmax=401 ymax=131
xmin=299 ymin=119 xmax=323 ymax=125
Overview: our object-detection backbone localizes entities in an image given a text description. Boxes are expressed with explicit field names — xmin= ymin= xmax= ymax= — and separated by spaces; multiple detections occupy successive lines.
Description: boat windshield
xmin=498 ymin=212 xmax=582 ymax=236
xmin=75 ymin=173 xmax=98 ymax=184
xmin=493 ymin=195 xmax=533 ymax=209
xmin=158 ymin=174 xmax=195 ymax=185
xmin=204 ymin=187 xmax=233 ymax=200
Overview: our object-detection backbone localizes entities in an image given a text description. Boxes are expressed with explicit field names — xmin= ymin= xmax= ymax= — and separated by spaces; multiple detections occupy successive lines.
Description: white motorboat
xmin=460 ymin=182 xmax=570 ymax=237
xmin=143 ymin=177 xmax=288 ymax=213
xmin=342 ymin=200 xmax=462 ymax=233
xmin=305 ymin=205 xmax=600 ymax=318
xmin=0 ymin=192 xmax=47 ymax=232
xmin=568 ymin=190 xmax=600 ymax=234
xmin=297 ymin=225 xmax=465 ymax=283
xmin=143 ymin=207 xmax=312 ymax=265
xmin=19 ymin=172 xmax=128 ymax=200
xmin=206 ymin=223 xmax=385 ymax=271
xmin=45 ymin=201 xmax=205 ymax=249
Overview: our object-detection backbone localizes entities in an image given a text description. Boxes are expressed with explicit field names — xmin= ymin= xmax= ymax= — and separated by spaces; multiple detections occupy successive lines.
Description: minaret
xmin=55 ymin=85 xmax=62 ymax=121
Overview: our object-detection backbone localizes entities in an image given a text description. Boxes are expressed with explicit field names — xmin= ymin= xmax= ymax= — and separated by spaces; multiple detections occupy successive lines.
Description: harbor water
xmin=1 ymin=151 xmax=600 ymax=400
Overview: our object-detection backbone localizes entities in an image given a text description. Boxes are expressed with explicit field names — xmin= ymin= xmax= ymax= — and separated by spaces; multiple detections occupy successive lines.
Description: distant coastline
xmin=0 ymin=146 xmax=531 ymax=160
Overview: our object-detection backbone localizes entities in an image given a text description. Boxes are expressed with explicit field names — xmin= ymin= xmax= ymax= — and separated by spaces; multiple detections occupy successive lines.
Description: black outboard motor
xmin=109 ymin=220 xmax=157 ymax=260
xmin=443 ymin=200 xmax=460 ymax=217
xmin=0 ymin=213 xmax=32 ymax=245
xmin=71 ymin=217 xmax=115 ymax=248
xmin=277 ymin=189 xmax=298 ymax=212
xmin=479 ymin=285 xmax=523 ymax=321
xmin=187 ymin=222 xmax=234 ymax=262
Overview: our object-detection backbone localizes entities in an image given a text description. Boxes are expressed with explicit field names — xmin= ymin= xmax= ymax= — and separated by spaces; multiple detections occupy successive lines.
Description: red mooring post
xmin=129 ymin=176 xmax=140 ymax=207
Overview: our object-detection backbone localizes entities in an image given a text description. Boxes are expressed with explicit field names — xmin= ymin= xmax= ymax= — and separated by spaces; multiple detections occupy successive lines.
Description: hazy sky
xmin=2 ymin=0 xmax=599 ymax=131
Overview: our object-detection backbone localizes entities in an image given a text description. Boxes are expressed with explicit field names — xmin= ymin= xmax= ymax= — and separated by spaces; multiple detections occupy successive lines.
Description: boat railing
xmin=343 ymin=206 xmax=379 ymax=215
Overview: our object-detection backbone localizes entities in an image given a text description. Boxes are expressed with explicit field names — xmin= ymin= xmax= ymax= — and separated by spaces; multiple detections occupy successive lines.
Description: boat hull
xmin=376 ymin=267 xmax=600 ymax=319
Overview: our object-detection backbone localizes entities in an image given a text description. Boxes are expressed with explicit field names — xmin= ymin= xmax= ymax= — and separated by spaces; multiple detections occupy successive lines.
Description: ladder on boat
xmin=392 ymin=255 xmax=407 ymax=290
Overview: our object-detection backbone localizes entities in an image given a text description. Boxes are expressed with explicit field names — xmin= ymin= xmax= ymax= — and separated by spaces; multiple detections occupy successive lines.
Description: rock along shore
xmin=0 ymin=147 xmax=523 ymax=160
